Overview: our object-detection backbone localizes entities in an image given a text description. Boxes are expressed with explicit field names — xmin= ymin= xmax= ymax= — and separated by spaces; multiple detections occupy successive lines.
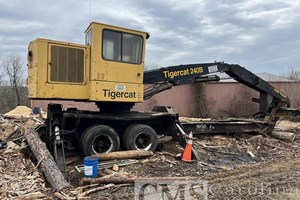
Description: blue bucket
xmin=84 ymin=157 xmax=98 ymax=177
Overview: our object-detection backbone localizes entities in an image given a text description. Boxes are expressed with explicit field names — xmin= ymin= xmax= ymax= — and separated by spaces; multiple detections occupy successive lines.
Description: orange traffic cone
xmin=182 ymin=131 xmax=193 ymax=162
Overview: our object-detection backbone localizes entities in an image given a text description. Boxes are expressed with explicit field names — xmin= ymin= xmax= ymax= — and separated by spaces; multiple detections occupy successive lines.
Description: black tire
xmin=81 ymin=125 xmax=120 ymax=156
xmin=122 ymin=124 xmax=158 ymax=151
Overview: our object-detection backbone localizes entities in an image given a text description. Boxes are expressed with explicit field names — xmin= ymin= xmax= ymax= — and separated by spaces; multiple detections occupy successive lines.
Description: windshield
xmin=102 ymin=29 xmax=143 ymax=64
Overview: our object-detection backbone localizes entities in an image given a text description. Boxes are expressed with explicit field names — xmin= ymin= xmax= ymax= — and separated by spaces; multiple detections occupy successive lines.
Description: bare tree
xmin=0 ymin=70 xmax=3 ymax=86
xmin=280 ymin=67 xmax=300 ymax=107
xmin=1 ymin=54 xmax=25 ymax=106
xmin=0 ymin=58 xmax=4 ymax=86
xmin=283 ymin=67 xmax=300 ymax=81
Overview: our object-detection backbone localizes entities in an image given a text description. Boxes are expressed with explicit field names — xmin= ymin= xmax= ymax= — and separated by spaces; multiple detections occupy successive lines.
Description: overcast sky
xmin=0 ymin=0 xmax=299 ymax=74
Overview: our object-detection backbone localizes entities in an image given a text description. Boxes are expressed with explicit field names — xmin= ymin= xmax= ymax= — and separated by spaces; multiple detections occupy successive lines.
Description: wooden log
xmin=24 ymin=129 xmax=71 ymax=191
xmin=88 ymin=150 xmax=153 ymax=161
xmin=82 ymin=177 xmax=135 ymax=185
xmin=81 ymin=176 xmax=198 ymax=185
xmin=270 ymin=131 xmax=295 ymax=142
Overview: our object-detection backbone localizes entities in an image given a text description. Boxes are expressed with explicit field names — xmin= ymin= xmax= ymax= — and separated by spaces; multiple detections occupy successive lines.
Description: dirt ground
xmin=1 ymin=111 xmax=300 ymax=199
xmin=81 ymin=135 xmax=300 ymax=200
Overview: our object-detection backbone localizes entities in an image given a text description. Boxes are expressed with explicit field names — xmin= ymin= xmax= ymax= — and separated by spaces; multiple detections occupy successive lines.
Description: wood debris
xmin=113 ymin=164 xmax=119 ymax=172
xmin=0 ymin=150 xmax=50 ymax=199
xmin=77 ymin=183 xmax=116 ymax=198
xmin=0 ymin=111 xmax=300 ymax=199
xmin=0 ymin=114 xmax=52 ymax=199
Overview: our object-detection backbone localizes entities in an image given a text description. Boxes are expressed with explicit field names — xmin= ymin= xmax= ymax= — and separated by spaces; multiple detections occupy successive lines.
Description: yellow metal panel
xmin=28 ymin=40 xmax=48 ymax=98
xmin=35 ymin=83 xmax=89 ymax=100
xmin=101 ymin=61 xmax=143 ymax=83
xmin=89 ymin=81 xmax=143 ymax=102
xmin=28 ymin=41 xmax=39 ymax=98
xmin=28 ymin=39 xmax=91 ymax=100
xmin=28 ymin=66 xmax=37 ymax=98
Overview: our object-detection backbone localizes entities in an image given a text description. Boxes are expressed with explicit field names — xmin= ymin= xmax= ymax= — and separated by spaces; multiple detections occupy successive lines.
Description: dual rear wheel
xmin=122 ymin=124 xmax=158 ymax=151
xmin=80 ymin=124 xmax=158 ymax=156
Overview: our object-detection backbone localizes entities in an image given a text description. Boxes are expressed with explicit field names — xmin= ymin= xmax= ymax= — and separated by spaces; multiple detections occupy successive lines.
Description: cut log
xmin=88 ymin=150 xmax=153 ymax=161
xmin=81 ymin=176 xmax=198 ymax=185
xmin=270 ymin=131 xmax=295 ymax=142
xmin=81 ymin=177 xmax=135 ymax=185
xmin=24 ymin=129 xmax=71 ymax=191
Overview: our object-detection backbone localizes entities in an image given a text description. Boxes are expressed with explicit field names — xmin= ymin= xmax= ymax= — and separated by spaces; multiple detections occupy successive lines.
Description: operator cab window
xmin=102 ymin=29 xmax=143 ymax=64
xmin=85 ymin=29 xmax=92 ymax=46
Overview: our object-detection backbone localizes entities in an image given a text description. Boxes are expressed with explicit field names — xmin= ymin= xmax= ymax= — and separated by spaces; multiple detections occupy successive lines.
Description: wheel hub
xmin=134 ymin=132 xmax=152 ymax=150
xmin=92 ymin=135 xmax=113 ymax=153
xmin=138 ymin=138 xmax=144 ymax=144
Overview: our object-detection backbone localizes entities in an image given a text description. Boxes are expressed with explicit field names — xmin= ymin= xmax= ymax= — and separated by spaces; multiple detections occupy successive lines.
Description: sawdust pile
xmin=4 ymin=106 xmax=33 ymax=118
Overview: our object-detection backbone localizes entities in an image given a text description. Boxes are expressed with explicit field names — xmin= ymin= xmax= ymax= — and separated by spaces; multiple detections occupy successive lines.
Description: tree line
xmin=0 ymin=54 xmax=29 ymax=114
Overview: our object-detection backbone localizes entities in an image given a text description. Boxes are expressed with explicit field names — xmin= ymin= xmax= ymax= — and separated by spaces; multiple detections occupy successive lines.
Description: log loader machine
xmin=27 ymin=22 xmax=299 ymax=173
